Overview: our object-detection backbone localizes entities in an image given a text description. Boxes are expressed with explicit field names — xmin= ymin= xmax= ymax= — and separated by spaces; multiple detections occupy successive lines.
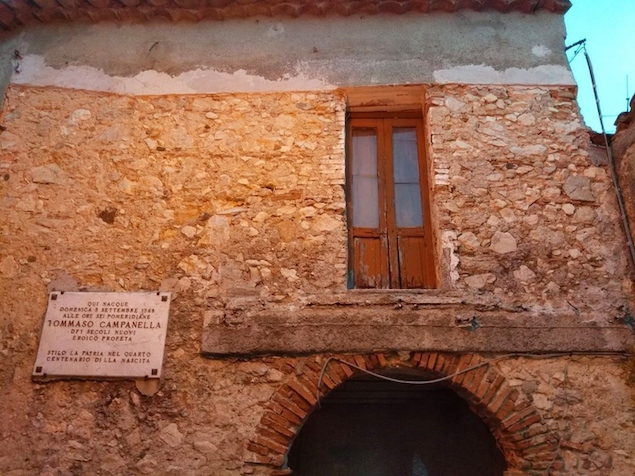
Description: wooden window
xmin=347 ymin=111 xmax=435 ymax=289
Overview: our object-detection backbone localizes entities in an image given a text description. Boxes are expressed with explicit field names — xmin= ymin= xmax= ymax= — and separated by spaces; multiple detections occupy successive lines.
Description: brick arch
xmin=244 ymin=352 xmax=561 ymax=476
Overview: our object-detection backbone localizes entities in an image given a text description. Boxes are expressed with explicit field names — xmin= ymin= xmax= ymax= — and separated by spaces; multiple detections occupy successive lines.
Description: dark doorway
xmin=287 ymin=374 xmax=507 ymax=476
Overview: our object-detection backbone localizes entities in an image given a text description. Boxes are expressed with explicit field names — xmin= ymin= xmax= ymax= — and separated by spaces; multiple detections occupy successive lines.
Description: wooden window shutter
xmin=347 ymin=112 xmax=435 ymax=289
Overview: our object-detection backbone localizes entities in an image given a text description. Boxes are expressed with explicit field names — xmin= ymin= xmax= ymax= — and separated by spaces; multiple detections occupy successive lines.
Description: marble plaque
xmin=33 ymin=291 xmax=171 ymax=379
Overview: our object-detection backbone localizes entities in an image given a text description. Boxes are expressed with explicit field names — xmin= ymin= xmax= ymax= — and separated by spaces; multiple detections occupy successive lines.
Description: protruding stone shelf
xmin=202 ymin=296 xmax=635 ymax=356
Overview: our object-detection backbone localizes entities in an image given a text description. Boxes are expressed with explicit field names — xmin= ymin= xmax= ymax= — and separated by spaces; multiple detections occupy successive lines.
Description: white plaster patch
xmin=531 ymin=45 xmax=552 ymax=58
xmin=12 ymin=55 xmax=335 ymax=95
xmin=441 ymin=231 xmax=459 ymax=283
xmin=433 ymin=64 xmax=574 ymax=85
xmin=265 ymin=23 xmax=285 ymax=37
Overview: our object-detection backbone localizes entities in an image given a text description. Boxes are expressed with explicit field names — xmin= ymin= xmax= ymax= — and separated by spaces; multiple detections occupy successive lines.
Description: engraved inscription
xmin=33 ymin=292 xmax=171 ymax=379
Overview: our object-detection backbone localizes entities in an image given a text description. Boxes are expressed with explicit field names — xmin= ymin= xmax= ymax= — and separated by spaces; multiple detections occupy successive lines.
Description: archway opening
xmin=287 ymin=372 xmax=507 ymax=476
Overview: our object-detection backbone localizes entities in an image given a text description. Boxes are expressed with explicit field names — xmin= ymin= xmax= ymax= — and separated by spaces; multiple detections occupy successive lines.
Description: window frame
xmin=346 ymin=110 xmax=436 ymax=289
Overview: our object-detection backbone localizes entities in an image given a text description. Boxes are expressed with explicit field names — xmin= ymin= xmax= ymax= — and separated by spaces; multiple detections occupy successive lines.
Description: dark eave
xmin=0 ymin=0 xmax=571 ymax=31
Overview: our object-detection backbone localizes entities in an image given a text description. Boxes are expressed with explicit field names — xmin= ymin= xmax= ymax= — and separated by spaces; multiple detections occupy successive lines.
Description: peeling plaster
xmin=11 ymin=55 xmax=336 ymax=95
xmin=531 ymin=45 xmax=553 ymax=58
xmin=13 ymin=55 xmax=576 ymax=95
xmin=5 ymin=11 xmax=575 ymax=95
xmin=433 ymin=64 xmax=574 ymax=85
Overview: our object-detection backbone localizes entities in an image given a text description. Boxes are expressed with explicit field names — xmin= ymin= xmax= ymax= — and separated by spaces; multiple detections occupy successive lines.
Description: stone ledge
xmin=201 ymin=303 xmax=635 ymax=356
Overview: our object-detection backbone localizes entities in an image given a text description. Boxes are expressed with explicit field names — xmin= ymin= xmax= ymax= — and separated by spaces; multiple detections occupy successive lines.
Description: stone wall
xmin=1 ymin=351 xmax=634 ymax=475
xmin=613 ymin=95 xmax=635 ymax=257
xmin=429 ymin=85 xmax=631 ymax=306
xmin=0 ymin=86 xmax=348 ymax=300
xmin=1 ymin=83 xmax=634 ymax=475
xmin=246 ymin=352 xmax=635 ymax=476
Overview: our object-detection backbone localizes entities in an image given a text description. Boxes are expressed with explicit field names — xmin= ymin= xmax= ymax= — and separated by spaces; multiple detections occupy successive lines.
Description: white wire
xmin=316 ymin=352 xmax=581 ymax=406
xmin=314 ymin=353 xmax=602 ymax=475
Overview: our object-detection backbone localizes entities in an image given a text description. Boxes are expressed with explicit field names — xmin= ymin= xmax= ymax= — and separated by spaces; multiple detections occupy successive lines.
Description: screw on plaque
xmin=35 ymin=366 xmax=42 ymax=373
xmin=151 ymin=369 xmax=158 ymax=376
xmin=51 ymin=294 xmax=58 ymax=300
xmin=161 ymin=295 xmax=168 ymax=302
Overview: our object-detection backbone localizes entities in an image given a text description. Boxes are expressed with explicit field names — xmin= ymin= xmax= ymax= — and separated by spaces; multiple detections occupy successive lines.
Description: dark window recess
xmin=347 ymin=113 xmax=435 ymax=289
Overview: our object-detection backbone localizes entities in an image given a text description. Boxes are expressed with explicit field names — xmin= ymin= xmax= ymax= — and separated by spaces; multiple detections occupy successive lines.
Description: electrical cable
xmin=565 ymin=38 xmax=585 ymax=63
xmin=316 ymin=353 xmax=610 ymax=474
xmin=565 ymin=39 xmax=635 ymax=271
xmin=581 ymin=44 xmax=635 ymax=273
xmin=568 ymin=44 xmax=584 ymax=63
xmin=315 ymin=352 xmax=617 ymax=406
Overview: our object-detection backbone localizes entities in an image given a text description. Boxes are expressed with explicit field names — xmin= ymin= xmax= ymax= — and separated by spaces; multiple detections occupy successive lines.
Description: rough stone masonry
xmin=0 ymin=81 xmax=634 ymax=475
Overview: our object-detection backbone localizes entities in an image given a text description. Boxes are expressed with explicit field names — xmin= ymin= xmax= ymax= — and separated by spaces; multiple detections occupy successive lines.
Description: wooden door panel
xmin=397 ymin=236 xmax=434 ymax=289
xmin=353 ymin=236 xmax=387 ymax=288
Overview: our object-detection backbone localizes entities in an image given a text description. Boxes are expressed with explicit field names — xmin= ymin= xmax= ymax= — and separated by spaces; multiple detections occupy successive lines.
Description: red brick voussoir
xmin=243 ymin=352 xmax=560 ymax=475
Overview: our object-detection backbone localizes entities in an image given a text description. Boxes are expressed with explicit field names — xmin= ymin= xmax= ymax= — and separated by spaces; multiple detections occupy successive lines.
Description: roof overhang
xmin=0 ymin=0 xmax=572 ymax=31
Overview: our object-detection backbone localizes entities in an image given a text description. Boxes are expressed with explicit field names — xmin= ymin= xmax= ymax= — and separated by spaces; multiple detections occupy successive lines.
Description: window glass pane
xmin=394 ymin=184 xmax=423 ymax=227
xmin=352 ymin=128 xmax=378 ymax=176
xmin=352 ymin=128 xmax=379 ymax=228
xmin=393 ymin=128 xmax=419 ymax=182
xmin=393 ymin=127 xmax=423 ymax=228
